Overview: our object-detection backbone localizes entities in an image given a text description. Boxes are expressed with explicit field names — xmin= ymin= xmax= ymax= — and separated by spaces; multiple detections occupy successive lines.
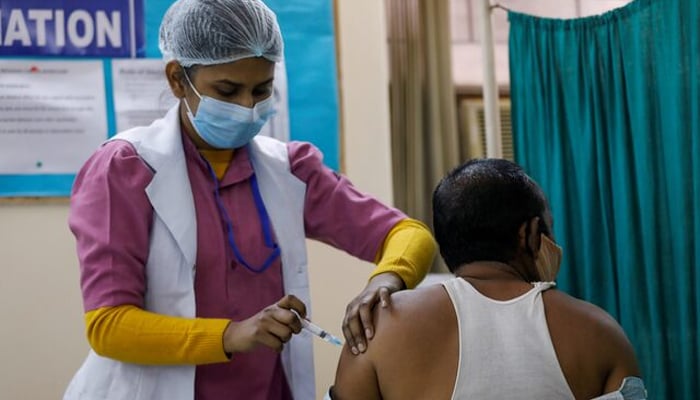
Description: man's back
xmin=331 ymin=276 xmax=641 ymax=400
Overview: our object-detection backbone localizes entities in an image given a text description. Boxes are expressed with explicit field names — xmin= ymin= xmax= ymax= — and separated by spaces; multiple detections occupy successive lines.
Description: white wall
xmin=0 ymin=1 xmax=393 ymax=399
xmin=450 ymin=0 xmax=634 ymax=90
xmin=309 ymin=0 xmax=395 ymax=395
xmin=0 ymin=202 xmax=86 ymax=398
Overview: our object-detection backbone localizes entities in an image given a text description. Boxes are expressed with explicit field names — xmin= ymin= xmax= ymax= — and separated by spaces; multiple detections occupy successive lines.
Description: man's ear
xmin=524 ymin=217 xmax=541 ymax=257
xmin=518 ymin=222 xmax=528 ymax=249
xmin=165 ymin=60 xmax=187 ymax=99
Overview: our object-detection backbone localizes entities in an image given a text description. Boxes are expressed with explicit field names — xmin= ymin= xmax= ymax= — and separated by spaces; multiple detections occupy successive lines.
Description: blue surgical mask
xmin=182 ymin=70 xmax=276 ymax=149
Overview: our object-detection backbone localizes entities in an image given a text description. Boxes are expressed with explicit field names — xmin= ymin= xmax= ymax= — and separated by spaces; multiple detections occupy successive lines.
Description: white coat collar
xmin=114 ymin=105 xmax=197 ymax=267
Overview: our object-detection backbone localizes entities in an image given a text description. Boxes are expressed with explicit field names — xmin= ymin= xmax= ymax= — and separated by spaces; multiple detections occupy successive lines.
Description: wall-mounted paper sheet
xmin=111 ymin=58 xmax=176 ymax=133
xmin=0 ymin=60 xmax=107 ymax=174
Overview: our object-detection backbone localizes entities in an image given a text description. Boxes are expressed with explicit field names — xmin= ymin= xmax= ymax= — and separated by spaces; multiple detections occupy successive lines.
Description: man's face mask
xmin=535 ymin=234 xmax=563 ymax=282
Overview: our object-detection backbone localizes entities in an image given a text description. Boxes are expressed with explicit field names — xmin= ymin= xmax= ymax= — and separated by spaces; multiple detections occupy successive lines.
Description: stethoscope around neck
xmin=204 ymin=157 xmax=280 ymax=273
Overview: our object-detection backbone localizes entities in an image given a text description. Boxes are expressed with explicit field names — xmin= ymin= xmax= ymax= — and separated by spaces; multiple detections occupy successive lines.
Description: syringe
xmin=292 ymin=311 xmax=343 ymax=346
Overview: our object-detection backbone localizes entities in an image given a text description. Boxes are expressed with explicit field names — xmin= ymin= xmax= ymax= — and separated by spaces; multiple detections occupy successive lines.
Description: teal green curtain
xmin=508 ymin=0 xmax=699 ymax=398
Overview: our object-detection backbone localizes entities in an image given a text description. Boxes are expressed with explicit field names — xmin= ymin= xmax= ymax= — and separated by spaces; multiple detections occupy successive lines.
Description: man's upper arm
xmin=598 ymin=311 xmax=643 ymax=393
xmin=331 ymin=344 xmax=382 ymax=400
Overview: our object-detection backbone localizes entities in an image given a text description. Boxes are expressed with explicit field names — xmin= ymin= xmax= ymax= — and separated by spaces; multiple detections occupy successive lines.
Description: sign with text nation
xmin=0 ymin=0 xmax=144 ymax=57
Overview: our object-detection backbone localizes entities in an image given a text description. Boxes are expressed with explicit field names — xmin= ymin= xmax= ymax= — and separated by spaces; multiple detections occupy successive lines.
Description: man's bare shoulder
xmin=544 ymin=289 xmax=627 ymax=335
xmin=387 ymin=283 xmax=450 ymax=311
xmin=375 ymin=283 xmax=452 ymax=330
xmin=369 ymin=283 xmax=455 ymax=353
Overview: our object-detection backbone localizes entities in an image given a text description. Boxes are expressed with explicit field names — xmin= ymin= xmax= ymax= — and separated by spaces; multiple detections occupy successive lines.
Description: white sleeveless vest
xmin=64 ymin=105 xmax=315 ymax=400
xmin=442 ymin=278 xmax=575 ymax=400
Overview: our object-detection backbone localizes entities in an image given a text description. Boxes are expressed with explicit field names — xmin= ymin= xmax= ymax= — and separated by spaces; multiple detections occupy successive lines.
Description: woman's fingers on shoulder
xmin=342 ymin=317 xmax=364 ymax=355
xmin=358 ymin=301 xmax=375 ymax=340
xmin=377 ymin=286 xmax=392 ymax=307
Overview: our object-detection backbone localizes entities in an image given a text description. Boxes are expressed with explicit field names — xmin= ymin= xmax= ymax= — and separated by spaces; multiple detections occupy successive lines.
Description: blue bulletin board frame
xmin=0 ymin=0 xmax=340 ymax=197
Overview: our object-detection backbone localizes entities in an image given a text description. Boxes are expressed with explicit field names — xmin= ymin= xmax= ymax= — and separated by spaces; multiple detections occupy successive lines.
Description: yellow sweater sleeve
xmin=85 ymin=305 xmax=231 ymax=365
xmin=369 ymin=218 xmax=437 ymax=289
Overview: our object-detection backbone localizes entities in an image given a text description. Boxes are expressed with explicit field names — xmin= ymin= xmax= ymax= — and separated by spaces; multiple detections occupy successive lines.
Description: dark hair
xmin=432 ymin=159 xmax=551 ymax=272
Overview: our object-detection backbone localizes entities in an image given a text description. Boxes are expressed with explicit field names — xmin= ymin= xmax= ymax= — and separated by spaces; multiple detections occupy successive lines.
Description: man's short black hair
xmin=432 ymin=158 xmax=551 ymax=272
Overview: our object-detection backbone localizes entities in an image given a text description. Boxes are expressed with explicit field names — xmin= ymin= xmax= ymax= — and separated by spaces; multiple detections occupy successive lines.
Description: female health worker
xmin=63 ymin=0 xmax=436 ymax=399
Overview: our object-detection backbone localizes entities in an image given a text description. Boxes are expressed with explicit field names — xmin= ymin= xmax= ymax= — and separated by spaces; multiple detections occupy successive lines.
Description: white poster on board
xmin=0 ymin=60 xmax=107 ymax=174
xmin=111 ymin=59 xmax=177 ymax=133
xmin=111 ymin=59 xmax=290 ymax=142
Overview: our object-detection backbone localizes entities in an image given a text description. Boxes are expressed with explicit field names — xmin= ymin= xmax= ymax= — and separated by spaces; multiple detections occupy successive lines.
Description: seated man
xmin=328 ymin=159 xmax=646 ymax=400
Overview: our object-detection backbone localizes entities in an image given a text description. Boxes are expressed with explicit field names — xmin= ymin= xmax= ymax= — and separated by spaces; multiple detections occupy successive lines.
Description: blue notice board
xmin=0 ymin=0 xmax=339 ymax=196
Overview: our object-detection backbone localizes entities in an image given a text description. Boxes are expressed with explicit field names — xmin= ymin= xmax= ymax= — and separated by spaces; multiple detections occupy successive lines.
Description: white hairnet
xmin=159 ymin=0 xmax=283 ymax=67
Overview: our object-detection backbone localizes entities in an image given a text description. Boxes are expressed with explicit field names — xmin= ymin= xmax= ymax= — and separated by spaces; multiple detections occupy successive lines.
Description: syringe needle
xmin=291 ymin=310 xmax=343 ymax=346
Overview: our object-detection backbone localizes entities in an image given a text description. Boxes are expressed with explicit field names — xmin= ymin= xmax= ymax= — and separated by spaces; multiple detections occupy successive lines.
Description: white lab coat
xmin=64 ymin=105 xmax=315 ymax=400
